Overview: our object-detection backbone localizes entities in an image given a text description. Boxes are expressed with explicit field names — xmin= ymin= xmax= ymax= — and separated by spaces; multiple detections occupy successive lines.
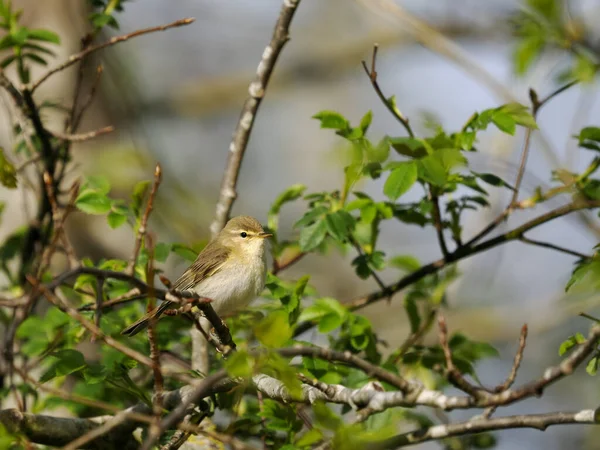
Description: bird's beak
xmin=258 ymin=232 xmax=273 ymax=239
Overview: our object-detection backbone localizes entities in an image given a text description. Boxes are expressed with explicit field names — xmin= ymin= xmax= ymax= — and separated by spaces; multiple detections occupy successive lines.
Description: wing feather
xmin=172 ymin=240 xmax=230 ymax=292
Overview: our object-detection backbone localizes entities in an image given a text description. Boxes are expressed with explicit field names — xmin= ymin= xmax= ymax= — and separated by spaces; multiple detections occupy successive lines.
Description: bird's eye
xmin=240 ymin=232 xmax=248 ymax=238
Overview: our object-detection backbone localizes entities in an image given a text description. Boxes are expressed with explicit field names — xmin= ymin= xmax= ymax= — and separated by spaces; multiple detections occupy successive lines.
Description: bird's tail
xmin=121 ymin=301 xmax=173 ymax=336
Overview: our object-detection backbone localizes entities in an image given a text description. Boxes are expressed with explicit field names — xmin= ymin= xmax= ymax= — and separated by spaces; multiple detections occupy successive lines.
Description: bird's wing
xmin=172 ymin=240 xmax=230 ymax=292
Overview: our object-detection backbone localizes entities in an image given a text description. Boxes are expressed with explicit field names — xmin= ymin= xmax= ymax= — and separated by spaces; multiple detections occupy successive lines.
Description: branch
xmin=209 ymin=0 xmax=302 ymax=237
xmin=371 ymin=410 xmax=600 ymax=449
xmin=31 ymin=18 xmax=195 ymax=92
xmin=277 ymin=346 xmax=410 ymax=391
xmin=0 ymin=409 xmax=139 ymax=450
xmin=50 ymin=125 xmax=114 ymax=142
xmin=361 ymin=43 xmax=414 ymax=137
xmin=128 ymin=163 xmax=162 ymax=274
xmin=519 ymin=235 xmax=590 ymax=260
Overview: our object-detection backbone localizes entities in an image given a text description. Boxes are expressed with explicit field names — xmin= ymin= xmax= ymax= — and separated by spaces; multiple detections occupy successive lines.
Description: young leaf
xmin=312 ymin=110 xmax=349 ymax=130
xmin=75 ymin=190 xmax=112 ymax=215
xmin=383 ymin=161 xmax=417 ymax=200
xmin=107 ymin=211 xmax=127 ymax=228
xmin=27 ymin=28 xmax=60 ymax=44
xmin=254 ymin=310 xmax=292 ymax=348
xmin=491 ymin=111 xmax=516 ymax=135
xmin=359 ymin=110 xmax=373 ymax=134
xmin=325 ymin=210 xmax=355 ymax=242
xmin=268 ymin=184 xmax=306 ymax=232
xmin=298 ymin=219 xmax=327 ymax=252
xmin=0 ymin=148 xmax=17 ymax=188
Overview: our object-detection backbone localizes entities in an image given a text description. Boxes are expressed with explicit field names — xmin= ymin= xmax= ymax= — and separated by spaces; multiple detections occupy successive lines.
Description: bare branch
xmin=128 ymin=163 xmax=162 ymax=274
xmin=361 ymin=44 xmax=414 ymax=137
xmin=371 ymin=409 xmax=600 ymax=449
xmin=50 ymin=125 xmax=114 ymax=142
xmin=31 ymin=18 xmax=195 ymax=92
xmin=210 ymin=0 xmax=302 ymax=237
xmin=277 ymin=346 xmax=410 ymax=392
xmin=519 ymin=235 xmax=590 ymax=260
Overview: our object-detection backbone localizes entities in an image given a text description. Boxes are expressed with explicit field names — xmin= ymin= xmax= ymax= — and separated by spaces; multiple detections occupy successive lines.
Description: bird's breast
xmin=192 ymin=256 xmax=266 ymax=315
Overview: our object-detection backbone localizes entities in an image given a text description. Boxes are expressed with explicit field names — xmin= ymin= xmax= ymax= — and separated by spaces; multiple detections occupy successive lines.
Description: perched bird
xmin=121 ymin=215 xmax=271 ymax=336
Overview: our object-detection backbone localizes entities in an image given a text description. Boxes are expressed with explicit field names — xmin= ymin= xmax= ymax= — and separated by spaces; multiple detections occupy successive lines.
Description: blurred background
xmin=3 ymin=0 xmax=600 ymax=448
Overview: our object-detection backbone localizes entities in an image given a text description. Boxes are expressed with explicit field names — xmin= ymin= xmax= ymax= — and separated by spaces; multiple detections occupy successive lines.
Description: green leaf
xmin=527 ymin=0 xmax=559 ymax=22
xmin=497 ymin=103 xmax=538 ymax=129
xmin=566 ymin=260 xmax=600 ymax=292
xmin=268 ymin=184 xmax=306 ymax=231
xmin=389 ymin=137 xmax=428 ymax=158
xmin=325 ymin=210 xmax=355 ymax=242
xmin=295 ymin=428 xmax=324 ymax=447
xmin=312 ymin=110 xmax=349 ymax=130
xmin=586 ymin=356 xmax=599 ymax=376
xmin=418 ymin=155 xmax=447 ymax=186
xmin=383 ymin=161 xmax=417 ymax=200
xmin=225 ymin=349 xmax=252 ymax=378
xmin=389 ymin=255 xmax=421 ymax=272
xmin=171 ymin=243 xmax=198 ymax=262
xmin=298 ymin=219 xmax=327 ymax=252
xmin=558 ymin=334 xmax=585 ymax=356
xmin=295 ymin=205 xmax=328 ymax=228
xmin=154 ymin=242 xmax=171 ymax=263
xmin=75 ymin=190 xmax=112 ymax=215
xmin=365 ymin=137 xmax=390 ymax=163
xmin=313 ymin=401 xmax=342 ymax=430
xmin=27 ymin=28 xmax=60 ymax=44
xmin=514 ymin=36 xmax=545 ymax=75
xmin=0 ymin=148 xmax=17 ymax=188
xmin=107 ymin=211 xmax=127 ymax=228
xmin=359 ymin=110 xmax=373 ymax=134
xmin=491 ymin=111 xmax=516 ymax=135
xmin=472 ymin=171 xmax=515 ymax=191
xmin=83 ymin=175 xmax=110 ymax=194
xmin=40 ymin=349 xmax=86 ymax=382
xmin=23 ymin=53 xmax=47 ymax=65
xmin=298 ymin=297 xmax=347 ymax=332
xmin=254 ymin=310 xmax=292 ymax=348
xmin=578 ymin=127 xmax=600 ymax=152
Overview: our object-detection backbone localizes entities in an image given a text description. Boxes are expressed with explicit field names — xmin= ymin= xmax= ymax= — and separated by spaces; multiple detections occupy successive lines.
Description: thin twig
xmin=496 ymin=324 xmax=528 ymax=393
xmin=72 ymin=64 xmax=104 ymax=132
xmin=92 ymin=277 xmax=105 ymax=342
xmin=272 ymin=250 xmax=306 ymax=275
xmin=209 ymin=0 xmax=302 ymax=237
xmin=31 ymin=18 xmax=195 ymax=92
xmin=483 ymin=324 xmax=529 ymax=419
xmin=128 ymin=163 xmax=162 ymax=274
xmin=438 ymin=316 xmax=486 ymax=398
xmin=146 ymin=235 xmax=165 ymax=445
xmin=277 ymin=346 xmax=410 ymax=392
xmin=50 ymin=125 xmax=114 ymax=142
xmin=393 ymin=308 xmax=437 ymax=362
xmin=79 ymin=288 xmax=144 ymax=311
xmin=519 ymin=235 xmax=590 ymax=260
xmin=361 ymin=44 xmax=414 ymax=137
xmin=430 ymin=191 xmax=449 ymax=258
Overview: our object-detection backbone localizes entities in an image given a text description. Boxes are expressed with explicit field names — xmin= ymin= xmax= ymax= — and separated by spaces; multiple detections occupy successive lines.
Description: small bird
xmin=121 ymin=216 xmax=271 ymax=336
